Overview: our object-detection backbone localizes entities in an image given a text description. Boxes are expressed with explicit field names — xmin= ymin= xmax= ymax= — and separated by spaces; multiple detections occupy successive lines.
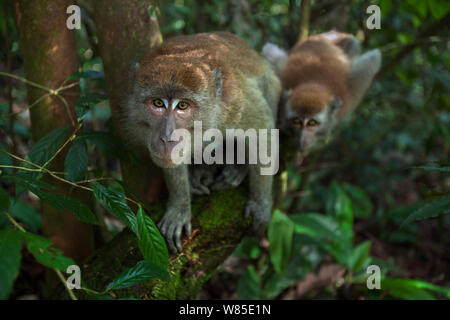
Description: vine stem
xmin=0 ymin=149 xmax=142 ymax=208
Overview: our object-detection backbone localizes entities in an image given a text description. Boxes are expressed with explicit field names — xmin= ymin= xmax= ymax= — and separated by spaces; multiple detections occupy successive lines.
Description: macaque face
xmin=141 ymin=97 xmax=196 ymax=168
xmin=284 ymin=92 xmax=341 ymax=155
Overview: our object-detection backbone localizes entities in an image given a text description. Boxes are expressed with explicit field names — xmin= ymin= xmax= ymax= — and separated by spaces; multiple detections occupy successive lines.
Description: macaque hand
xmin=158 ymin=207 xmax=192 ymax=253
xmin=190 ymin=166 xmax=213 ymax=195
xmin=245 ymin=199 xmax=271 ymax=236
xmin=210 ymin=164 xmax=248 ymax=191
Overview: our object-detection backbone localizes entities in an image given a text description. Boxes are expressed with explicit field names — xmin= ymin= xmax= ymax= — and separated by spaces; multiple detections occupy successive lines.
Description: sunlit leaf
xmin=268 ymin=210 xmax=294 ymax=274
xmin=22 ymin=232 xmax=75 ymax=271
xmin=136 ymin=207 xmax=168 ymax=269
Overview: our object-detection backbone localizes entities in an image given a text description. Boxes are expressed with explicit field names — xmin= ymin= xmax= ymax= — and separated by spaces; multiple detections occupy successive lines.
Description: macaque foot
xmin=245 ymin=199 xmax=270 ymax=236
xmin=210 ymin=164 xmax=248 ymax=191
xmin=157 ymin=209 xmax=191 ymax=253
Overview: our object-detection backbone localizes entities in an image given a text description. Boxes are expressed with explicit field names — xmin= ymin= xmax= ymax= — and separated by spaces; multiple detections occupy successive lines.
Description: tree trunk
xmin=14 ymin=0 xmax=95 ymax=266
xmin=93 ymin=0 xmax=166 ymax=205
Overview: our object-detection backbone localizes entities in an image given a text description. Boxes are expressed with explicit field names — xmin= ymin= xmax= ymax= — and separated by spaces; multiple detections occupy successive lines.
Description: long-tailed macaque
xmin=122 ymin=32 xmax=281 ymax=252
xmin=263 ymin=31 xmax=381 ymax=157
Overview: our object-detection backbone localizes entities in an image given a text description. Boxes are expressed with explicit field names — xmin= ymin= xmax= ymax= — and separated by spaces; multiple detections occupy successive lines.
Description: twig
xmin=298 ymin=0 xmax=311 ymax=41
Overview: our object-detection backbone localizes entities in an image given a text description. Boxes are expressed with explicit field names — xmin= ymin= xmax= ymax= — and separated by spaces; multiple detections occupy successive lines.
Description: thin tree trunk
xmin=14 ymin=0 xmax=95 ymax=266
xmin=93 ymin=0 xmax=166 ymax=205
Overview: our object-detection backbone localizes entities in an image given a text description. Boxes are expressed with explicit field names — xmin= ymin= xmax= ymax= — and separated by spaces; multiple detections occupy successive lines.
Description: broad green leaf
xmin=237 ymin=266 xmax=264 ymax=300
xmin=22 ymin=232 xmax=75 ymax=271
xmin=0 ymin=229 xmax=22 ymax=299
xmin=9 ymin=200 xmax=41 ymax=233
xmin=428 ymin=0 xmax=450 ymax=19
xmin=75 ymin=93 xmax=107 ymax=118
xmin=105 ymin=260 xmax=169 ymax=291
xmin=136 ymin=207 xmax=168 ymax=269
xmin=79 ymin=131 xmax=127 ymax=160
xmin=65 ymin=139 xmax=88 ymax=182
xmin=342 ymin=183 xmax=373 ymax=218
xmin=326 ymin=182 xmax=353 ymax=244
xmin=234 ymin=237 xmax=261 ymax=259
xmin=290 ymin=213 xmax=342 ymax=242
xmin=382 ymin=278 xmax=441 ymax=300
xmin=0 ymin=186 xmax=11 ymax=212
xmin=268 ymin=210 xmax=294 ymax=274
xmin=384 ymin=278 xmax=450 ymax=298
xmin=37 ymin=192 xmax=98 ymax=225
xmin=27 ymin=126 xmax=69 ymax=175
xmin=92 ymin=184 xmax=137 ymax=232
xmin=347 ymin=241 xmax=371 ymax=273
xmin=401 ymin=193 xmax=450 ymax=227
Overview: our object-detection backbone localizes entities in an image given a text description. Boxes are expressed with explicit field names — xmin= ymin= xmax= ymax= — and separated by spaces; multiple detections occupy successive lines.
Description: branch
xmin=298 ymin=0 xmax=311 ymax=41
xmin=377 ymin=13 xmax=450 ymax=79
xmin=52 ymin=187 xmax=250 ymax=299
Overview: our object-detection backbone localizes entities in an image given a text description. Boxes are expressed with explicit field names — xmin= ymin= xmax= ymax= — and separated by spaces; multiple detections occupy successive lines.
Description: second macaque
xmin=191 ymin=31 xmax=381 ymax=193
xmin=263 ymin=31 xmax=381 ymax=161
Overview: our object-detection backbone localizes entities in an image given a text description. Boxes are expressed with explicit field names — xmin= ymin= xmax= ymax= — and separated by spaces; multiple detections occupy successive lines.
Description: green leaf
xmin=79 ymin=131 xmax=128 ymax=160
xmin=27 ymin=126 xmax=69 ymax=174
xmin=136 ymin=207 xmax=168 ymax=269
xmin=401 ymin=193 xmax=450 ymax=227
xmin=234 ymin=237 xmax=261 ymax=259
xmin=268 ymin=210 xmax=294 ymax=274
xmin=342 ymin=183 xmax=373 ymax=218
xmin=75 ymin=93 xmax=107 ymax=118
xmin=9 ymin=200 xmax=41 ymax=233
xmin=384 ymin=278 xmax=450 ymax=298
xmin=92 ymin=184 xmax=137 ymax=232
xmin=22 ymin=232 xmax=75 ymax=271
xmin=428 ymin=0 xmax=450 ymax=20
xmin=37 ymin=192 xmax=98 ymax=225
xmin=326 ymin=182 xmax=353 ymax=244
xmin=0 ymin=229 xmax=22 ymax=299
xmin=0 ymin=186 xmax=11 ymax=212
xmin=290 ymin=213 xmax=342 ymax=242
xmin=347 ymin=241 xmax=371 ymax=273
xmin=65 ymin=139 xmax=88 ymax=182
xmin=237 ymin=266 xmax=264 ymax=300
xmin=382 ymin=278 xmax=444 ymax=300
xmin=105 ymin=260 xmax=169 ymax=291
xmin=0 ymin=174 xmax=55 ymax=194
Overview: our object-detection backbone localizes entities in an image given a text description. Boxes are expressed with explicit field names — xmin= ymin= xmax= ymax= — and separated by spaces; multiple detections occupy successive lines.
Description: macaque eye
xmin=177 ymin=101 xmax=190 ymax=110
xmin=291 ymin=117 xmax=302 ymax=126
xmin=307 ymin=119 xmax=319 ymax=127
xmin=153 ymin=99 xmax=165 ymax=108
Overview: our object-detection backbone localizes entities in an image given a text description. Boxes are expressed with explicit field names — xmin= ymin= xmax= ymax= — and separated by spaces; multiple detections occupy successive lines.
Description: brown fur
xmin=282 ymin=39 xmax=351 ymax=117
xmin=136 ymin=32 xmax=266 ymax=107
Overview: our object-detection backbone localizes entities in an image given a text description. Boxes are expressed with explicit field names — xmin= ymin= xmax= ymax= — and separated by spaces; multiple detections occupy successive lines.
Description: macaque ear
xmin=212 ymin=68 xmax=222 ymax=97
xmin=262 ymin=42 xmax=288 ymax=73
xmin=129 ymin=61 xmax=140 ymax=83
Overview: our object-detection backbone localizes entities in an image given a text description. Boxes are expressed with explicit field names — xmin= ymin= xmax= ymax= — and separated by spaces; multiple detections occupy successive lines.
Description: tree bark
xmin=93 ymin=0 xmax=166 ymax=205
xmin=14 ymin=0 xmax=95 ymax=265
